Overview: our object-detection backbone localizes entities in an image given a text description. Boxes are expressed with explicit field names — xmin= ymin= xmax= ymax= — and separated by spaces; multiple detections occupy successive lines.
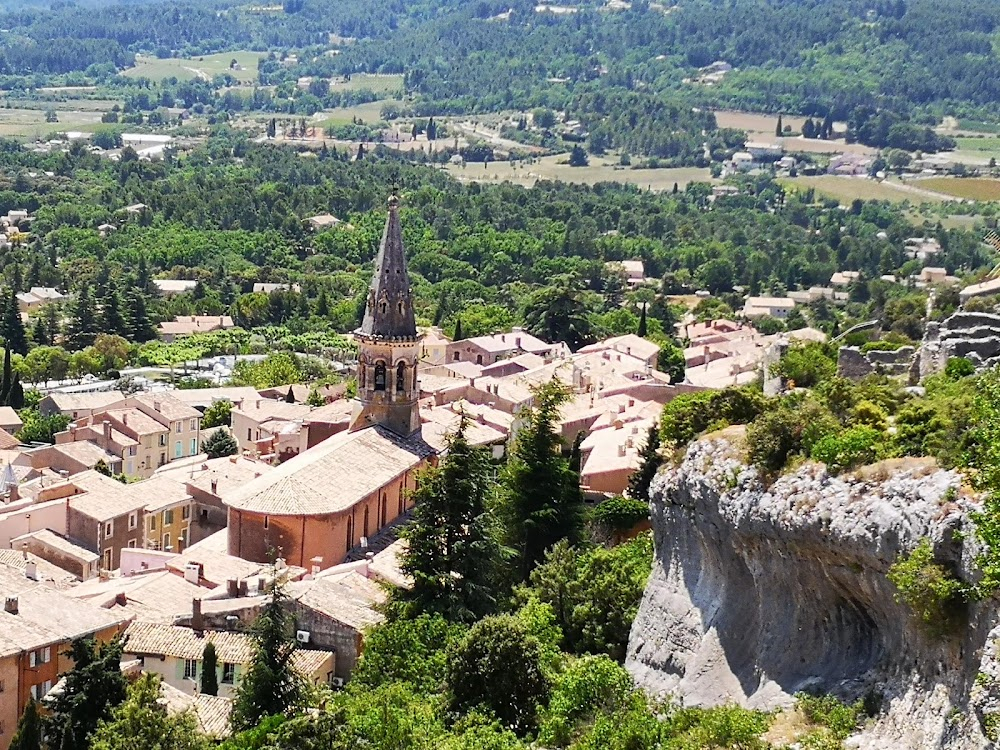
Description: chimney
xmin=24 ymin=560 xmax=36 ymax=580
xmin=515 ymin=336 xmax=521 ymax=348
xmin=211 ymin=479 xmax=218 ymax=494
xmin=184 ymin=562 xmax=201 ymax=584
xmin=8 ymin=484 xmax=18 ymax=504
xmin=238 ymin=580 xmax=249 ymax=597
xmin=103 ymin=420 xmax=112 ymax=440
xmin=617 ymin=444 xmax=627 ymax=457
xmin=191 ymin=598 xmax=203 ymax=632
xmin=123 ymin=414 xmax=128 ymax=426
xmin=153 ymin=400 xmax=161 ymax=413
xmin=70 ymin=423 xmax=78 ymax=439
xmin=4 ymin=596 xmax=17 ymax=614
xmin=628 ymin=398 xmax=635 ymax=408
xmin=226 ymin=578 xmax=238 ymax=598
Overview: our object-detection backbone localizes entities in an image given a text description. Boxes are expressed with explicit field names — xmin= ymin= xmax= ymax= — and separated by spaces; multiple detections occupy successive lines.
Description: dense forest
xmin=0 ymin=0 xmax=995 ymax=155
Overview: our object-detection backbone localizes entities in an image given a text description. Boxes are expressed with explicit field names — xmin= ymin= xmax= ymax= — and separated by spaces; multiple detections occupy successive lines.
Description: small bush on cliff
xmin=588 ymin=496 xmax=649 ymax=537
xmin=661 ymin=386 xmax=768 ymax=447
xmin=794 ymin=692 xmax=864 ymax=748
xmin=810 ymin=425 xmax=884 ymax=473
xmin=745 ymin=397 xmax=839 ymax=473
xmin=887 ymin=538 xmax=965 ymax=634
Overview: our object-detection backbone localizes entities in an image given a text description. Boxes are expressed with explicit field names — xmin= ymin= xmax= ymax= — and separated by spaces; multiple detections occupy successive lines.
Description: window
xmin=222 ymin=662 xmax=236 ymax=684
xmin=126 ymin=461 xmax=133 ymax=475
xmin=159 ymin=434 xmax=167 ymax=447
xmin=159 ymin=453 xmax=166 ymax=466
xmin=128 ymin=512 xmax=137 ymax=530
xmin=396 ymin=362 xmax=405 ymax=393
xmin=149 ymin=516 xmax=157 ymax=531
xmin=190 ymin=419 xmax=198 ymax=431
xmin=41 ymin=680 xmax=51 ymax=697
xmin=30 ymin=684 xmax=39 ymax=700
xmin=453 ymin=351 xmax=459 ymax=361
xmin=127 ymin=539 xmax=137 ymax=548
xmin=162 ymin=533 xmax=171 ymax=551
xmin=29 ymin=651 xmax=36 ymax=668
xmin=182 ymin=504 xmax=190 ymax=520
xmin=104 ymin=521 xmax=113 ymax=537
xmin=42 ymin=647 xmax=50 ymax=663
xmin=263 ymin=515 xmax=269 ymax=529
xmin=164 ymin=509 xmax=174 ymax=525
xmin=174 ymin=441 xmax=182 ymax=458
xmin=183 ymin=659 xmax=198 ymax=681
xmin=0 ymin=678 xmax=5 ymax=692
xmin=178 ymin=530 xmax=186 ymax=550
xmin=345 ymin=517 xmax=353 ymax=551
xmin=476 ymin=354 xmax=483 ymax=365
xmin=190 ymin=438 xmax=197 ymax=455
xmin=247 ymin=428 xmax=252 ymax=440
xmin=373 ymin=362 xmax=386 ymax=391
xmin=380 ymin=493 xmax=387 ymax=527
xmin=103 ymin=549 xmax=112 ymax=570
xmin=175 ymin=422 xmax=182 ymax=434
xmin=128 ymin=446 xmax=137 ymax=456
xmin=363 ymin=506 xmax=369 ymax=537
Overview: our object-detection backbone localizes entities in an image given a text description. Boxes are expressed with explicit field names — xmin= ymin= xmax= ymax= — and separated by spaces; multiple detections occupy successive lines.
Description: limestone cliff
xmin=626 ymin=432 xmax=1000 ymax=748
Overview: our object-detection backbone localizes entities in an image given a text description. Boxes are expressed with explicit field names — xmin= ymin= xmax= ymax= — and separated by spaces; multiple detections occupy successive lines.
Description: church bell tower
xmin=349 ymin=193 xmax=421 ymax=436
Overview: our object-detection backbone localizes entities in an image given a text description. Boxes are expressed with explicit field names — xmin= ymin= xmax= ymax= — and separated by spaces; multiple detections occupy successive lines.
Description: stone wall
xmin=837 ymin=345 xmax=917 ymax=381
xmin=921 ymin=312 xmax=1000 ymax=379
xmin=626 ymin=436 xmax=998 ymax=749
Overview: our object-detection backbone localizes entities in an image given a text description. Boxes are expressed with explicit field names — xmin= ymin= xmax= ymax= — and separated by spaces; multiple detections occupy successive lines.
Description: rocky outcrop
xmin=921 ymin=312 xmax=1000 ymax=378
xmin=626 ymin=434 xmax=1000 ymax=748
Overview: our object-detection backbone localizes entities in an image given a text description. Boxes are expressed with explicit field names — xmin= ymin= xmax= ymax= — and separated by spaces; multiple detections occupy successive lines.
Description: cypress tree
xmin=3 ymin=290 xmax=28 ymax=355
xmin=637 ymin=303 xmax=648 ymax=337
xmin=400 ymin=417 xmax=503 ymax=622
xmin=627 ymin=426 xmax=662 ymax=502
xmin=775 ymin=115 xmax=783 ymax=137
xmin=0 ymin=347 xmax=11 ymax=404
xmin=231 ymin=577 xmax=305 ymax=731
xmin=7 ymin=371 xmax=23 ymax=409
xmin=453 ymin=318 xmax=463 ymax=341
xmin=201 ymin=642 xmax=219 ymax=696
xmin=10 ymin=699 xmax=42 ymax=750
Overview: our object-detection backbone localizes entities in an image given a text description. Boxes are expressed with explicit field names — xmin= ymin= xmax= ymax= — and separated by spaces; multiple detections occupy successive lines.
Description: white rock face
xmin=626 ymin=436 xmax=999 ymax=749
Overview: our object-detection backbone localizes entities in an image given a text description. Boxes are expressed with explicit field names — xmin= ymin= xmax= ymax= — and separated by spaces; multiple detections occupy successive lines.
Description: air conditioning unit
xmin=330 ymin=677 xmax=345 ymax=689
xmin=295 ymin=630 xmax=310 ymax=644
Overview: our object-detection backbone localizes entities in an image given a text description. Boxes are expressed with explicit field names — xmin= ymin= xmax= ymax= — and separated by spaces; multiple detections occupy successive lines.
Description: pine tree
xmin=453 ymin=317 xmax=463 ymax=341
xmin=102 ymin=282 xmax=126 ymax=336
xmin=201 ymin=642 xmax=219 ymax=696
xmin=124 ymin=288 xmax=155 ymax=343
xmin=66 ymin=285 xmax=99 ymax=350
xmin=637 ymin=302 xmax=648 ymax=337
xmin=10 ymin=699 xmax=42 ymax=750
xmin=2 ymin=290 xmax=28 ymax=355
xmin=401 ymin=417 xmax=504 ymax=621
xmin=231 ymin=576 xmax=305 ymax=731
xmin=501 ymin=380 xmax=582 ymax=580
xmin=202 ymin=428 xmax=238 ymax=458
xmin=6 ymin=371 xmax=23 ymax=409
xmin=42 ymin=303 xmax=59 ymax=345
xmin=90 ymin=674 xmax=208 ymax=750
xmin=627 ymin=426 xmax=662 ymax=502
xmin=45 ymin=637 xmax=128 ymax=750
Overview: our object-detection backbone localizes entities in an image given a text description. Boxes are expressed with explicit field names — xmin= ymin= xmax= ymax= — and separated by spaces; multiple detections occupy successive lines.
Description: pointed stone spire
xmin=357 ymin=192 xmax=416 ymax=341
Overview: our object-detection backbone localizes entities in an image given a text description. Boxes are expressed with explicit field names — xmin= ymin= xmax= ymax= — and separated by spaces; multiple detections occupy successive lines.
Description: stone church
xmin=224 ymin=194 xmax=434 ymax=570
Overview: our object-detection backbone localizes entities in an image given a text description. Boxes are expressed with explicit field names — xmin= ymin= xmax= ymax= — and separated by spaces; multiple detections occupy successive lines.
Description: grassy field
xmin=0 ymin=105 xmax=111 ymax=138
xmin=713 ymin=109 xmax=872 ymax=156
xmin=123 ymin=52 xmax=265 ymax=83
xmin=444 ymin=154 xmax=713 ymax=191
xmin=953 ymin=136 xmax=1000 ymax=152
xmin=915 ymin=177 xmax=1000 ymax=201
xmin=780 ymin=175 xmax=945 ymax=204
xmin=315 ymin=100 xmax=396 ymax=125
xmin=330 ymin=74 xmax=403 ymax=94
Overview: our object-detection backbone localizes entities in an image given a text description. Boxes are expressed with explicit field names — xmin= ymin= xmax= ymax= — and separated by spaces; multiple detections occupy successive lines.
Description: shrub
xmin=661 ymin=386 xmax=768 ymax=447
xmin=848 ymin=400 xmax=888 ymax=431
xmin=945 ymin=356 xmax=976 ymax=381
xmin=745 ymin=398 xmax=838 ymax=473
xmin=588 ymin=496 xmax=648 ymax=533
xmin=810 ymin=425 xmax=883 ymax=473
xmin=770 ymin=342 xmax=836 ymax=388
xmin=887 ymin=538 xmax=965 ymax=635
xmin=795 ymin=692 xmax=864 ymax=747
xmin=860 ymin=339 xmax=909 ymax=353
